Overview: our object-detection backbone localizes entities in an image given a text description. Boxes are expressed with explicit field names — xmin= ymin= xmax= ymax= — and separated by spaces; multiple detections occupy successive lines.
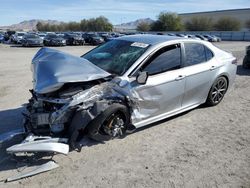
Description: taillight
xmin=232 ymin=59 xmax=237 ymax=65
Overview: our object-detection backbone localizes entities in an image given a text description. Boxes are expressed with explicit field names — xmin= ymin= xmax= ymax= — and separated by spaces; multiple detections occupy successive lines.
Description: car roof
xmin=117 ymin=34 xmax=181 ymax=45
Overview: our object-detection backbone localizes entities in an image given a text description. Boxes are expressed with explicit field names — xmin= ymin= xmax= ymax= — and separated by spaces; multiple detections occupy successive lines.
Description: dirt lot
xmin=0 ymin=41 xmax=249 ymax=188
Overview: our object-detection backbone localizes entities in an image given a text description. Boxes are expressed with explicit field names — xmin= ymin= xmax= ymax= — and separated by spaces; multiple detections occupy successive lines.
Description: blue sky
xmin=0 ymin=0 xmax=249 ymax=25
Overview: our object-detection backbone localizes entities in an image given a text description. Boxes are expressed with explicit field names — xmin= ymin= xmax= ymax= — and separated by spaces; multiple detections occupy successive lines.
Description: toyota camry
xmin=19 ymin=34 xmax=237 ymax=149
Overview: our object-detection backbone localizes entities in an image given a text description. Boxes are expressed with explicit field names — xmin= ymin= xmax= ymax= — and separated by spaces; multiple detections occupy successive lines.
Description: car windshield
xmin=17 ymin=33 xmax=25 ymax=36
xmin=82 ymin=39 xmax=150 ymax=75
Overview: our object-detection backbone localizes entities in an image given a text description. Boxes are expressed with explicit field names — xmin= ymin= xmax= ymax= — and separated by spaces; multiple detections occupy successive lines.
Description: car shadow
xmin=237 ymin=65 xmax=250 ymax=76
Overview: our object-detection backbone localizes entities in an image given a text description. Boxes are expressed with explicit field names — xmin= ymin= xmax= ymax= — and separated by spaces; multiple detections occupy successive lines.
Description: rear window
xmin=205 ymin=46 xmax=214 ymax=61
xmin=184 ymin=43 xmax=213 ymax=66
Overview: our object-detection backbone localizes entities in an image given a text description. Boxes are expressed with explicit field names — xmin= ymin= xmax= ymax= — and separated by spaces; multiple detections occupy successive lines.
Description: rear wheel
xmin=206 ymin=77 xmax=228 ymax=106
xmin=243 ymin=56 xmax=249 ymax=68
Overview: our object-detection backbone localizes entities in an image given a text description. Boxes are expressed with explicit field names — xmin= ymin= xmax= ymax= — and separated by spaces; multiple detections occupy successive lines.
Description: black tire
xmin=206 ymin=76 xmax=228 ymax=106
xmin=87 ymin=103 xmax=130 ymax=142
xmin=243 ymin=56 xmax=249 ymax=69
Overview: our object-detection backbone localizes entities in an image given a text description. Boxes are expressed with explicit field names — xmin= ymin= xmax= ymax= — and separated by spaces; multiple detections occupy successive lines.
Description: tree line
xmin=36 ymin=16 xmax=113 ymax=32
xmin=36 ymin=13 xmax=250 ymax=32
xmin=137 ymin=12 xmax=249 ymax=32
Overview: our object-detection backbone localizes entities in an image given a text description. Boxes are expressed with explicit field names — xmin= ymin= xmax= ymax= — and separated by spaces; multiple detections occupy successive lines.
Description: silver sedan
xmin=23 ymin=34 xmax=237 ymax=148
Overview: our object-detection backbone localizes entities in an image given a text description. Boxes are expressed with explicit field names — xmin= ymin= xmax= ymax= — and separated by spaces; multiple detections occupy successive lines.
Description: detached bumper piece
xmin=4 ymin=134 xmax=68 ymax=183
xmin=6 ymin=134 xmax=69 ymax=155
xmin=5 ymin=161 xmax=59 ymax=182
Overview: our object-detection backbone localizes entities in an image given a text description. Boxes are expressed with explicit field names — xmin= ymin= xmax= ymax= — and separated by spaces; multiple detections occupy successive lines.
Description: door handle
xmin=210 ymin=66 xmax=217 ymax=71
xmin=175 ymin=75 xmax=186 ymax=81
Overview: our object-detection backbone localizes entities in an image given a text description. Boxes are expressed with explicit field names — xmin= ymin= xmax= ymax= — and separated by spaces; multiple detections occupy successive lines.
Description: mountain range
xmin=0 ymin=18 xmax=154 ymax=31
xmin=0 ymin=19 xmax=62 ymax=31
xmin=115 ymin=18 xmax=154 ymax=28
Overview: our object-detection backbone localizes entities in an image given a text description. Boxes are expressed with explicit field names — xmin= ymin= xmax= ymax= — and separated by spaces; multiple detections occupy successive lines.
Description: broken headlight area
xmin=24 ymin=88 xmax=74 ymax=135
xmin=24 ymin=98 xmax=71 ymax=135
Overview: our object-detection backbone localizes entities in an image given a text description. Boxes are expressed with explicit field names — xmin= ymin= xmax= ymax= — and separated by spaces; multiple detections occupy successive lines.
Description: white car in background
xmin=11 ymin=32 xmax=26 ymax=44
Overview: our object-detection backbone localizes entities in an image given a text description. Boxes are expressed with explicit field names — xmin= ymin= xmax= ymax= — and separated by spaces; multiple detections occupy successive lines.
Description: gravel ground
xmin=0 ymin=41 xmax=249 ymax=188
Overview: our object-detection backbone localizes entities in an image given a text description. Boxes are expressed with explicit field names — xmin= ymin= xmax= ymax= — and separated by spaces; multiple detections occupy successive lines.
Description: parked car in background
xmin=203 ymin=35 xmax=217 ymax=42
xmin=82 ymin=33 xmax=104 ymax=45
xmin=243 ymin=45 xmax=250 ymax=69
xmin=44 ymin=34 xmax=66 ymax=46
xmin=211 ymin=35 xmax=222 ymax=42
xmin=4 ymin=31 xmax=15 ymax=41
xmin=11 ymin=32 xmax=26 ymax=44
xmin=38 ymin=33 xmax=46 ymax=40
xmin=0 ymin=34 xmax=4 ymax=43
xmin=21 ymin=34 xmax=43 ymax=47
xmin=110 ymin=32 xmax=124 ymax=38
xmin=98 ymin=33 xmax=114 ymax=42
xmin=195 ymin=34 xmax=208 ymax=41
xmin=166 ymin=33 xmax=176 ymax=36
xmin=176 ymin=34 xmax=188 ymax=38
xmin=187 ymin=35 xmax=201 ymax=40
xmin=64 ymin=33 xmax=84 ymax=45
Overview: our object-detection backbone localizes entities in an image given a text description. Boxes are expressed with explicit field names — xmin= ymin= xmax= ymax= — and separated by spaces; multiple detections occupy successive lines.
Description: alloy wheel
xmin=102 ymin=112 xmax=126 ymax=138
xmin=211 ymin=77 xmax=227 ymax=104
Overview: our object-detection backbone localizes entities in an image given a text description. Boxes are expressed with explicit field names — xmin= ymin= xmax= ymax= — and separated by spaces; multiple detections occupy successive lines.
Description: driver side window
xmin=142 ymin=44 xmax=181 ymax=75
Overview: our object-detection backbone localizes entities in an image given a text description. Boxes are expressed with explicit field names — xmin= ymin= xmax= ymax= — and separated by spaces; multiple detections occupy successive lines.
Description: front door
xmin=129 ymin=44 xmax=186 ymax=127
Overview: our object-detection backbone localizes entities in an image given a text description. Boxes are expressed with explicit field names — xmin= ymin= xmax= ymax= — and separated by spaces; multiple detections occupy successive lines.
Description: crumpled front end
xmin=23 ymin=80 xmax=132 ymax=148
xmin=22 ymin=47 xmax=161 ymax=149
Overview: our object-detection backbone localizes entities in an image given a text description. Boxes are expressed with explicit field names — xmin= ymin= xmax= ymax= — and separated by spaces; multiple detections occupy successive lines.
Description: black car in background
xmin=82 ymin=33 xmax=104 ymax=45
xmin=4 ymin=31 xmax=15 ymax=41
xmin=63 ymin=33 xmax=84 ymax=45
xmin=22 ymin=34 xmax=43 ymax=47
xmin=44 ymin=34 xmax=66 ymax=46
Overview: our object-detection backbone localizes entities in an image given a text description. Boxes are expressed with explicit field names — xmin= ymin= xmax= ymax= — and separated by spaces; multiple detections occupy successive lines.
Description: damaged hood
xmin=32 ymin=48 xmax=111 ymax=94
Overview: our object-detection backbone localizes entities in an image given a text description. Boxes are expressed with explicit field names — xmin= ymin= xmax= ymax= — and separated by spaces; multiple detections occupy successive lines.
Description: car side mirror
xmin=136 ymin=71 xmax=148 ymax=85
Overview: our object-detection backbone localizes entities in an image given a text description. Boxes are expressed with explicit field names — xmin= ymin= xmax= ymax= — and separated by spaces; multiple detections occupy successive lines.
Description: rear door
xmin=181 ymin=42 xmax=218 ymax=108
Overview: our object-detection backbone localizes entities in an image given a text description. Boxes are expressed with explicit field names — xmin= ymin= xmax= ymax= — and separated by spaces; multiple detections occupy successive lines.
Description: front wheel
xmin=87 ymin=103 xmax=130 ymax=142
xmin=206 ymin=77 xmax=228 ymax=106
